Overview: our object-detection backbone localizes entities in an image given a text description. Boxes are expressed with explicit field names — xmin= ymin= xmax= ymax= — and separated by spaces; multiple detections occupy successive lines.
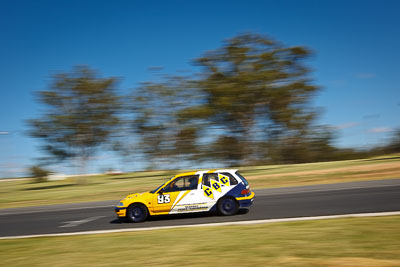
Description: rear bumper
xmin=236 ymin=191 xmax=255 ymax=207
xmin=114 ymin=207 xmax=127 ymax=217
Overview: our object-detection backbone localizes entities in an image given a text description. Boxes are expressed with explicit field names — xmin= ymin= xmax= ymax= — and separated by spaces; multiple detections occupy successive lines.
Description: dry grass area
xmin=242 ymin=157 xmax=400 ymax=188
xmin=250 ymin=162 xmax=400 ymax=178
xmin=1 ymin=215 xmax=399 ymax=266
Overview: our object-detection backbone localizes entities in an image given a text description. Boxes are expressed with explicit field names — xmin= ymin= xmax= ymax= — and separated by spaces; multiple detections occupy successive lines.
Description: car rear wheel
xmin=127 ymin=203 xmax=148 ymax=223
xmin=217 ymin=197 xmax=239 ymax=216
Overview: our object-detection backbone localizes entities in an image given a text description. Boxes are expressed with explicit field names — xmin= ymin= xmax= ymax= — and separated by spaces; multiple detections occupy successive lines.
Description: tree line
xmin=27 ymin=33 xmax=400 ymax=173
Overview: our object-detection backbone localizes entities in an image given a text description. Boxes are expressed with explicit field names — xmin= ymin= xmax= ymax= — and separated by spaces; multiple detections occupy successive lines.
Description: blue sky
xmin=1 ymin=0 xmax=399 ymax=176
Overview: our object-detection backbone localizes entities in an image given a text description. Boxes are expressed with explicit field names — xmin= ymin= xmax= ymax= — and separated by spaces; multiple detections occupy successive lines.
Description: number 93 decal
xmin=157 ymin=194 xmax=171 ymax=204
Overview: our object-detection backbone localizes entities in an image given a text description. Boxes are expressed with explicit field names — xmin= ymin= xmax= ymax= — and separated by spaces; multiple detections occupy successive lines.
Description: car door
xmin=153 ymin=175 xmax=200 ymax=214
xmin=168 ymin=174 xmax=208 ymax=213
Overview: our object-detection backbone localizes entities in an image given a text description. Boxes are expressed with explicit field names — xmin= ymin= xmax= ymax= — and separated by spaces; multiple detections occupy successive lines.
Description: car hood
xmin=125 ymin=192 xmax=146 ymax=199
xmin=118 ymin=191 xmax=153 ymax=207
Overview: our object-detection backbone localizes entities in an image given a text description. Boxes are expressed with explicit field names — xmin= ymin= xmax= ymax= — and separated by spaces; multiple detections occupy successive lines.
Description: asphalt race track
xmin=1 ymin=179 xmax=400 ymax=238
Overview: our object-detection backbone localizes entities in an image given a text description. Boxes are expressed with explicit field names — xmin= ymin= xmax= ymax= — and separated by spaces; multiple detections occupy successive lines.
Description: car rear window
xmin=235 ymin=171 xmax=249 ymax=186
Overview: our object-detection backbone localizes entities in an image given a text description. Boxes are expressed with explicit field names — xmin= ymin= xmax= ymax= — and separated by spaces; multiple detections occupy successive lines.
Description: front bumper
xmin=114 ymin=207 xmax=127 ymax=217
xmin=236 ymin=191 xmax=255 ymax=207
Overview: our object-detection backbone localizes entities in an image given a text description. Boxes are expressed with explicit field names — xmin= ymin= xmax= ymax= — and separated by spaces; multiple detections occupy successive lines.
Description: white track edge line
xmin=1 ymin=211 xmax=400 ymax=240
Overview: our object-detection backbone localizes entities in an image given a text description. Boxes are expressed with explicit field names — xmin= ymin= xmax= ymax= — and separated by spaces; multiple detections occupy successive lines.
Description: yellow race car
xmin=115 ymin=169 xmax=255 ymax=222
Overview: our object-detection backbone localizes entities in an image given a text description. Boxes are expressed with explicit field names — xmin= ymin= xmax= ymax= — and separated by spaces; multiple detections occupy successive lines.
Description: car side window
xmin=202 ymin=173 xmax=218 ymax=187
xmin=203 ymin=172 xmax=238 ymax=186
xmin=219 ymin=172 xmax=238 ymax=185
xmin=202 ymin=174 xmax=210 ymax=187
xmin=187 ymin=175 xmax=199 ymax=190
xmin=163 ymin=175 xmax=199 ymax=192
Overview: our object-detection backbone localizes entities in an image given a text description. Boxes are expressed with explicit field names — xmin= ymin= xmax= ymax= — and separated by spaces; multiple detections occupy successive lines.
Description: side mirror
xmin=158 ymin=188 xmax=164 ymax=195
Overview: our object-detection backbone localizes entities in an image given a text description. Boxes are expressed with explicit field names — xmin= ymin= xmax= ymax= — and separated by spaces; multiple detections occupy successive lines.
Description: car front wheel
xmin=127 ymin=203 xmax=148 ymax=223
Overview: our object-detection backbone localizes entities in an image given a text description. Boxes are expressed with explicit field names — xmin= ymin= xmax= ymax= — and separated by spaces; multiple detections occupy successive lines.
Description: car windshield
xmin=150 ymin=177 xmax=173 ymax=193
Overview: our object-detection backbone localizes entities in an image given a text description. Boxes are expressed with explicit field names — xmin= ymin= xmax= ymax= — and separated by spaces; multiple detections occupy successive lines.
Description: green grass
xmin=1 ymin=154 xmax=399 ymax=209
xmin=1 ymin=215 xmax=400 ymax=266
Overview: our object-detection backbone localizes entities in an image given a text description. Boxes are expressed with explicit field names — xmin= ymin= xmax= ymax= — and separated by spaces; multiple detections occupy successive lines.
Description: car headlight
xmin=118 ymin=202 xmax=124 ymax=206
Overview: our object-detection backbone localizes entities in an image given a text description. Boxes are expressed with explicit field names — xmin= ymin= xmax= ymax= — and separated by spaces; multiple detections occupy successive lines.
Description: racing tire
xmin=217 ymin=197 xmax=239 ymax=216
xmin=126 ymin=203 xmax=148 ymax=223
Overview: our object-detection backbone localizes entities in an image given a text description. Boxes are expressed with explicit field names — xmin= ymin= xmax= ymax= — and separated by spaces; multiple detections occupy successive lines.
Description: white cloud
xmin=334 ymin=122 xmax=360 ymax=130
xmin=368 ymin=127 xmax=392 ymax=133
